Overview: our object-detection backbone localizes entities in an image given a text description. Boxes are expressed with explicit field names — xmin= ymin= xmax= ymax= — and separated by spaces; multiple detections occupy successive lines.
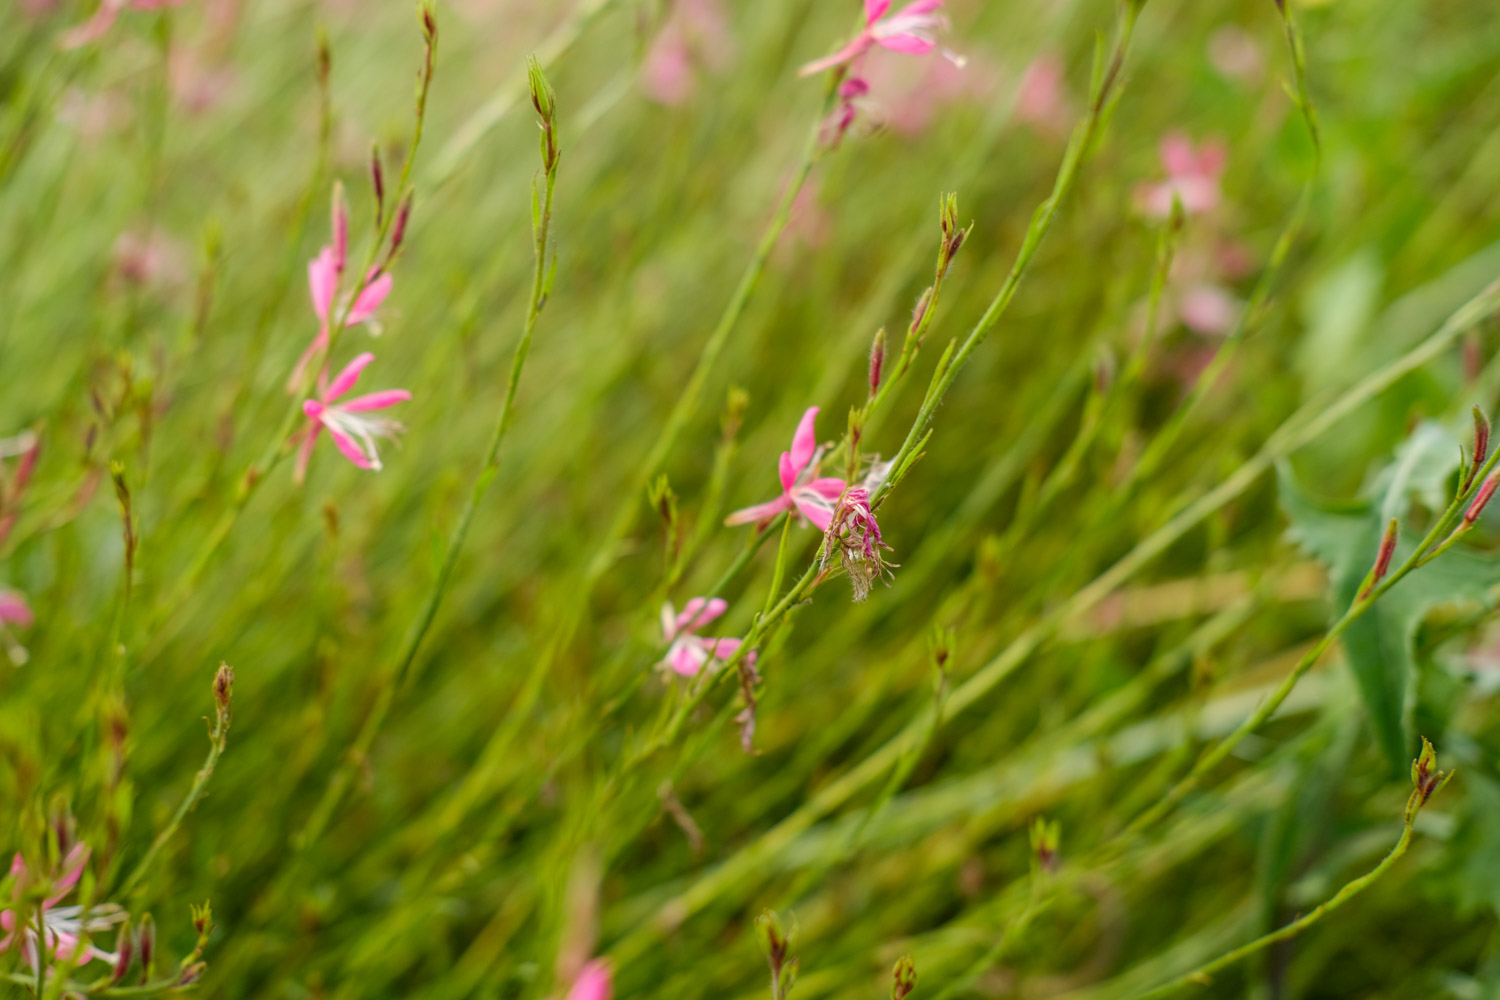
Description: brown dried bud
xmin=213 ymin=662 xmax=234 ymax=718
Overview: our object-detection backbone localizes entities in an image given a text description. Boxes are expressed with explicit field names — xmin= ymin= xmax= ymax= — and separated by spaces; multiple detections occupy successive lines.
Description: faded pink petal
xmin=864 ymin=0 xmax=891 ymax=22
xmin=700 ymin=637 xmax=743 ymax=663
xmin=294 ymin=426 xmax=320 ymax=484
xmin=1178 ymin=284 xmax=1240 ymax=336
xmin=287 ymin=328 xmax=331 ymax=394
xmin=676 ymin=597 xmax=728 ymax=634
xmin=807 ymin=477 xmax=847 ymax=499
xmin=59 ymin=2 xmax=123 ymax=49
xmin=1159 ymin=133 xmax=1197 ymax=176
xmin=326 ymin=352 xmax=376 ymax=401
xmin=307 ymin=248 xmax=337 ymax=321
xmin=793 ymin=492 xmax=836 ymax=532
xmin=345 ymin=271 xmax=393 ymax=326
xmin=788 ymin=406 xmax=820 ymax=478
xmin=46 ymin=845 xmax=89 ymax=906
xmin=642 ymin=37 xmax=694 ymax=105
xmin=875 ymin=32 xmax=935 ymax=55
xmin=724 ymin=496 xmax=793 ymax=526
xmin=0 ymin=591 xmax=32 ymax=628
xmin=567 ymin=959 xmax=612 ymax=1000
xmin=340 ymin=389 xmax=412 ymax=413
xmin=325 ymin=426 xmax=373 ymax=469
xmin=667 ymin=641 xmax=707 ymax=677
xmin=798 ymin=35 xmax=874 ymax=77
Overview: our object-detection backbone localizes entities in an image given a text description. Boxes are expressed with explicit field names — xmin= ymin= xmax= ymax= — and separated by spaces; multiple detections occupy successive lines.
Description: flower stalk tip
xmin=891 ymin=956 xmax=917 ymax=1000
xmin=1408 ymin=736 xmax=1453 ymax=819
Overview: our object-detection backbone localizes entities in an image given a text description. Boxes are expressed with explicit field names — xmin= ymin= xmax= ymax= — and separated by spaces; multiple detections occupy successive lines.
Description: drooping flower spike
xmin=798 ymin=0 xmax=956 ymax=78
xmin=294 ymin=353 xmax=411 ymax=482
xmin=659 ymin=598 xmax=755 ymax=677
xmin=725 ymin=407 xmax=847 ymax=532
xmin=287 ymin=189 xmax=395 ymax=393
xmin=59 ymin=0 xmax=183 ymax=50
xmin=0 ymin=845 xmax=125 ymax=971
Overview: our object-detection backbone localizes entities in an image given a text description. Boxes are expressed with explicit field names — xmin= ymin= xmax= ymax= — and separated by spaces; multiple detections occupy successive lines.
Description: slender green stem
xmin=872 ymin=1 xmax=1141 ymax=507
xmin=117 ymin=670 xmax=232 ymax=897
xmin=294 ymin=69 xmax=557 ymax=852
xmin=1131 ymin=794 xmax=1421 ymax=999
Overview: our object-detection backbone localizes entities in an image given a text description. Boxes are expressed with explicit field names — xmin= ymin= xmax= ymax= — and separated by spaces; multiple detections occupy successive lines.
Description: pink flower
xmin=1177 ymin=283 xmax=1240 ymax=336
xmin=565 ymin=960 xmax=612 ymax=1000
xmin=725 ymin=407 xmax=846 ymax=532
xmin=799 ymin=0 xmax=953 ymax=78
xmin=60 ymin=0 xmax=185 ymax=50
xmin=641 ymin=0 xmax=734 ymax=106
xmin=1015 ymin=53 xmax=1068 ymax=134
xmin=1 ymin=845 xmax=125 ymax=971
xmin=659 ymin=598 xmax=754 ymax=677
xmin=820 ymin=486 xmax=895 ymax=602
xmin=0 ymin=591 xmax=33 ymax=629
xmin=1135 ymin=133 xmax=1227 ymax=219
xmin=287 ymin=190 xmax=394 ymax=393
xmin=294 ymin=353 xmax=411 ymax=482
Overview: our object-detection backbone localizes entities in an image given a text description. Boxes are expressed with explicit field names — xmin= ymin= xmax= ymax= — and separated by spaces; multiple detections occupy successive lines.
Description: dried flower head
xmin=821 ymin=486 xmax=896 ymax=601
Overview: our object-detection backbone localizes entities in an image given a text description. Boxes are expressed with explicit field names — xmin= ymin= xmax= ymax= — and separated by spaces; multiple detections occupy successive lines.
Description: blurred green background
xmin=5 ymin=0 xmax=1500 ymax=996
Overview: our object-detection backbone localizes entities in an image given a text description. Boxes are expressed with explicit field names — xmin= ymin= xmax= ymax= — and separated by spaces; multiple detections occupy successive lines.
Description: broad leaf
xmin=1278 ymin=421 xmax=1500 ymax=770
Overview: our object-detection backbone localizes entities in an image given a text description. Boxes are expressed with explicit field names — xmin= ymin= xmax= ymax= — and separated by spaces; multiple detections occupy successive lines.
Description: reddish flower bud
xmin=1466 ymin=472 xmax=1499 ymax=525
xmin=110 ymin=919 xmax=134 ymax=984
xmin=1359 ymin=518 xmax=1399 ymax=599
xmin=868 ymin=327 xmax=886 ymax=398
xmin=331 ymin=182 xmax=349 ymax=276
xmin=370 ymin=145 xmax=386 ymax=226
xmin=1474 ymin=405 xmax=1490 ymax=472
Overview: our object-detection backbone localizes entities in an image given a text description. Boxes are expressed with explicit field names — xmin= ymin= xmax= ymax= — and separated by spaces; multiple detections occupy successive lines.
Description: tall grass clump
xmin=5 ymin=0 xmax=1500 ymax=996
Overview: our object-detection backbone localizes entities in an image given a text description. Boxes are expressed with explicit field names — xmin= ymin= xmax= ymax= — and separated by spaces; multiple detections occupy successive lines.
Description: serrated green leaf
xmin=1278 ymin=421 xmax=1500 ymax=770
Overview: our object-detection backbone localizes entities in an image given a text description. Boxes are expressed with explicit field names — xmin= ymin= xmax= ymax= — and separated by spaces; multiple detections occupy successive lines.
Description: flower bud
xmin=388 ymin=194 xmax=413 ymax=260
xmin=1410 ymin=735 xmax=1454 ymax=811
xmin=370 ymin=145 xmax=386 ymax=226
xmin=331 ymin=181 xmax=349 ymax=276
xmin=909 ymin=286 xmax=932 ymax=336
xmin=1475 ymin=404 xmax=1491 ymax=471
xmin=891 ymin=956 xmax=917 ymax=1000
xmin=1358 ymin=518 xmax=1398 ymax=600
xmin=1030 ymin=816 xmax=1061 ymax=873
xmin=110 ymin=919 xmax=134 ymax=984
xmin=137 ymin=913 xmax=155 ymax=980
xmin=213 ymin=662 xmax=234 ymax=722
xmin=868 ymin=327 xmax=886 ymax=397
xmin=178 ymin=962 xmax=206 ymax=986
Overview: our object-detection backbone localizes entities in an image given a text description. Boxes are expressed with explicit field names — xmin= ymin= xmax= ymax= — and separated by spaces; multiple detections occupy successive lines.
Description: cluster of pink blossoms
xmin=289 ymin=189 xmax=411 ymax=482
xmin=1 ymin=845 xmax=125 ymax=972
xmin=799 ymin=0 xmax=962 ymax=146
xmin=658 ymin=597 xmax=754 ymax=677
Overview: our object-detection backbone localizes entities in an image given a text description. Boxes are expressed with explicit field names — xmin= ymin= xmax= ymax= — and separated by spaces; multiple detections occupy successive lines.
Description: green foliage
xmin=1280 ymin=422 xmax=1500 ymax=769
